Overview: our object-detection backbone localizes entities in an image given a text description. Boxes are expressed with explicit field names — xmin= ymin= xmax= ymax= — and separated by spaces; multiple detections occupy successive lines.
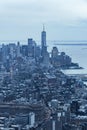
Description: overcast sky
xmin=0 ymin=0 xmax=87 ymax=42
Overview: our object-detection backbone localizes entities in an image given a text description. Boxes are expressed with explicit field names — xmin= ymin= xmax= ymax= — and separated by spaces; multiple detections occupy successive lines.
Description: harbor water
xmin=48 ymin=41 xmax=87 ymax=75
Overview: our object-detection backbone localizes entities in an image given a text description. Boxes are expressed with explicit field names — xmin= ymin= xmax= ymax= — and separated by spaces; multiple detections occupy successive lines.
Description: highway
xmin=0 ymin=103 xmax=44 ymax=114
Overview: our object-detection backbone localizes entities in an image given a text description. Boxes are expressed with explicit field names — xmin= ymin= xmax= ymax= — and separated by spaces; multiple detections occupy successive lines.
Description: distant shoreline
xmin=54 ymin=43 xmax=87 ymax=46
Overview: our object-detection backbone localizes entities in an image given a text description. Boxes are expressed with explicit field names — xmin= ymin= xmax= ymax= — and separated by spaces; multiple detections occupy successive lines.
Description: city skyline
xmin=0 ymin=0 xmax=87 ymax=41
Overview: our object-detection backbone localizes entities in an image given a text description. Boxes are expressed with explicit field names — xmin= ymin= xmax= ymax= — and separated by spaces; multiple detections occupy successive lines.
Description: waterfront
xmin=48 ymin=41 xmax=87 ymax=75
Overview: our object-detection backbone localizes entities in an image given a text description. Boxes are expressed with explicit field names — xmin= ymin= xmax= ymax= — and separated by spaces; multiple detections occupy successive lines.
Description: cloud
xmin=0 ymin=0 xmax=87 ymax=25
xmin=0 ymin=0 xmax=87 ymax=40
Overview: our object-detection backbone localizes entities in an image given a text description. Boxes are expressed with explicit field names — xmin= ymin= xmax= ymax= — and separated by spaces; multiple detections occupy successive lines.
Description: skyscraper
xmin=28 ymin=38 xmax=35 ymax=57
xmin=17 ymin=41 xmax=21 ymax=57
xmin=41 ymin=25 xmax=47 ymax=57
xmin=41 ymin=26 xmax=50 ymax=67
xmin=41 ymin=25 xmax=46 ymax=48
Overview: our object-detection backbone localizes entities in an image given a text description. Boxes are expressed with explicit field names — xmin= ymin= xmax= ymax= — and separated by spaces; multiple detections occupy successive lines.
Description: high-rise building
xmin=41 ymin=26 xmax=50 ymax=67
xmin=51 ymin=47 xmax=59 ymax=58
xmin=41 ymin=25 xmax=46 ymax=48
xmin=28 ymin=38 xmax=33 ymax=46
xmin=17 ymin=41 xmax=21 ymax=57
xmin=41 ymin=25 xmax=47 ymax=57
xmin=28 ymin=38 xmax=36 ymax=57
xmin=21 ymin=45 xmax=28 ymax=57
xmin=9 ymin=43 xmax=16 ymax=59
xmin=28 ymin=38 xmax=33 ymax=57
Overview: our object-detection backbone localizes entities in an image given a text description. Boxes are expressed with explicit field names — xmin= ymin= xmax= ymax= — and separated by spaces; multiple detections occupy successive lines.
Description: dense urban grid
xmin=0 ymin=27 xmax=86 ymax=130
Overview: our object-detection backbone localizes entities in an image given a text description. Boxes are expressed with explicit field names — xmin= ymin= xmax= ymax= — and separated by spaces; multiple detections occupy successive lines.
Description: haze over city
xmin=1 ymin=1 xmax=87 ymax=130
xmin=0 ymin=0 xmax=87 ymax=41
